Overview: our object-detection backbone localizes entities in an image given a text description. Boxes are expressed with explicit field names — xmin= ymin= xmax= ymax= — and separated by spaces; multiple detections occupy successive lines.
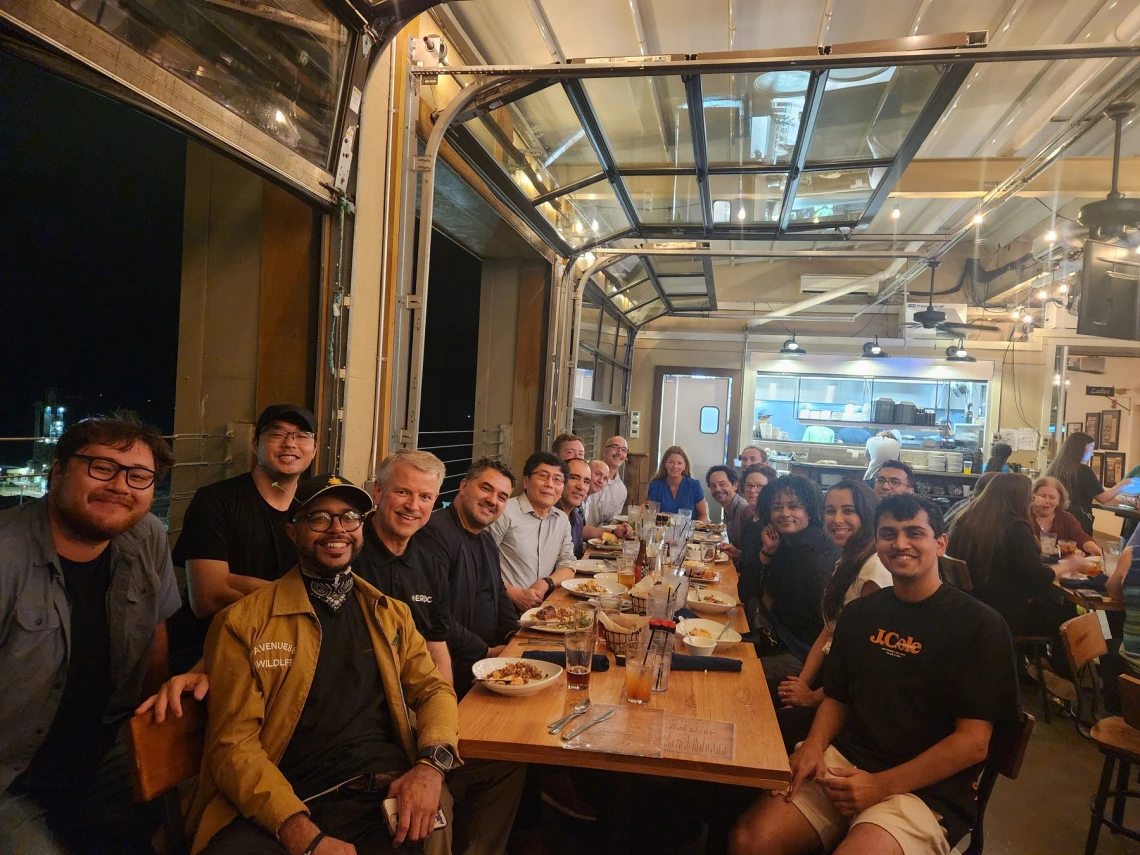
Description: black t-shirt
xmin=353 ymin=524 xmax=450 ymax=642
xmin=278 ymin=577 xmax=410 ymax=799
xmin=763 ymin=527 xmax=839 ymax=649
xmin=825 ymin=584 xmax=1021 ymax=840
xmin=1068 ymin=465 xmax=1104 ymax=535
xmin=416 ymin=506 xmax=518 ymax=699
xmin=13 ymin=549 xmax=118 ymax=791
xmin=169 ymin=473 xmax=297 ymax=668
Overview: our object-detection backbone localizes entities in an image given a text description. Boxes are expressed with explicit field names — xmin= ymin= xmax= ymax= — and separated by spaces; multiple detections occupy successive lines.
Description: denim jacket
xmin=0 ymin=497 xmax=181 ymax=792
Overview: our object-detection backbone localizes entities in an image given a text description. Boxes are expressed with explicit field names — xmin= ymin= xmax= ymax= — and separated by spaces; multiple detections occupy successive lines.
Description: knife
xmin=561 ymin=708 xmax=617 ymax=741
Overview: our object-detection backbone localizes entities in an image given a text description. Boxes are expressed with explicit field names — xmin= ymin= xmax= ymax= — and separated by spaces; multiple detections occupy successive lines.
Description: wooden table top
xmin=457 ymin=553 xmax=791 ymax=790
xmin=1054 ymin=579 xmax=1124 ymax=612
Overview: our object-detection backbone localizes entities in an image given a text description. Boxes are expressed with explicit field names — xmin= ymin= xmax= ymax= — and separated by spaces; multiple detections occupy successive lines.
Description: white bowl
xmin=683 ymin=635 xmax=717 ymax=656
xmin=572 ymin=559 xmax=610 ymax=575
xmin=686 ymin=589 xmax=737 ymax=615
xmin=562 ymin=578 xmax=628 ymax=598
xmin=675 ymin=618 xmax=742 ymax=647
xmin=471 ymin=657 xmax=562 ymax=696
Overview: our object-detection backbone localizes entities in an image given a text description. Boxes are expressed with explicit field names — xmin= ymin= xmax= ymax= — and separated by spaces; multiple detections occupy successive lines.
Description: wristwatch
xmin=417 ymin=745 xmax=456 ymax=776
xmin=543 ymin=576 xmax=556 ymax=595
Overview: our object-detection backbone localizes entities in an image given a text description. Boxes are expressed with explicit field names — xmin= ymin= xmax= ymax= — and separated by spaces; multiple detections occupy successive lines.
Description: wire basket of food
xmin=597 ymin=612 xmax=648 ymax=658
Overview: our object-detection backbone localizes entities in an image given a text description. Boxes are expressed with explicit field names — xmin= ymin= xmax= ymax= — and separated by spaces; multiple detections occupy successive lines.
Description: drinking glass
xmin=1039 ymin=533 xmax=1057 ymax=558
xmin=1105 ymin=541 xmax=1123 ymax=575
xmin=615 ymin=557 xmax=635 ymax=589
xmin=564 ymin=629 xmax=594 ymax=691
xmin=573 ymin=602 xmax=599 ymax=644
xmin=1059 ymin=540 xmax=1077 ymax=557
xmin=625 ymin=657 xmax=654 ymax=704
xmin=678 ymin=509 xmax=693 ymax=522
xmin=701 ymin=541 xmax=718 ymax=563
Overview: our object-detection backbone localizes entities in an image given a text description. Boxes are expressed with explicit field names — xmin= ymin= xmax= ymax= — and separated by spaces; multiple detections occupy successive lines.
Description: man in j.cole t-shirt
xmin=166 ymin=404 xmax=317 ymax=672
xmin=730 ymin=494 xmax=1020 ymax=855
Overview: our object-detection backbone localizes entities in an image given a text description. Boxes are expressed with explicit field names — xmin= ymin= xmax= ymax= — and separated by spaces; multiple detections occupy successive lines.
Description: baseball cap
xmin=293 ymin=473 xmax=374 ymax=515
xmin=256 ymin=404 xmax=317 ymax=436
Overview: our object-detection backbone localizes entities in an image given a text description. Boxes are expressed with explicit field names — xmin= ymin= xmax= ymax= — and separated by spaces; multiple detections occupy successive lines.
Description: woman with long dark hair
xmin=776 ymin=481 xmax=890 ymax=710
xmin=1047 ymin=432 xmax=1134 ymax=536
xmin=740 ymin=475 xmax=840 ymax=698
xmin=984 ymin=442 xmax=1013 ymax=473
xmin=647 ymin=445 xmax=709 ymax=521
xmin=947 ymin=473 xmax=1080 ymax=673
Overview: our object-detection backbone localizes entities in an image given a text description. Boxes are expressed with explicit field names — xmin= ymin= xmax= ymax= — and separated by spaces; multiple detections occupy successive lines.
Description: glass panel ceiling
xmin=626 ymin=300 xmax=667 ymax=325
xmin=702 ymin=70 xmax=811 ymax=169
xmin=537 ymin=179 xmax=630 ymax=247
xmin=659 ymin=275 xmax=708 ymax=296
xmin=582 ymin=76 xmax=693 ymax=168
xmin=807 ymin=65 xmax=944 ymax=164
xmin=652 ymin=257 xmax=704 ymax=276
xmin=613 ymin=280 xmax=659 ymax=312
xmin=789 ymin=167 xmax=884 ymax=226
xmin=58 ymin=0 xmax=351 ymax=167
xmin=710 ymin=173 xmax=786 ymax=225
xmin=669 ymin=296 xmax=712 ymax=310
xmin=623 ymin=174 xmax=702 ymax=225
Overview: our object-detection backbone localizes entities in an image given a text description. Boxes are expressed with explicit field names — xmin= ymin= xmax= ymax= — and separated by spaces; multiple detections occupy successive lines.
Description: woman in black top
xmin=740 ymin=475 xmax=840 ymax=699
xmin=947 ymin=473 xmax=1078 ymax=674
xmin=1047 ymin=432 xmax=1135 ymax=536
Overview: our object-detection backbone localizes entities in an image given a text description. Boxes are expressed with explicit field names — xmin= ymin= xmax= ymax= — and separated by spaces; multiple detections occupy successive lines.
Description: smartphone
xmin=382 ymin=797 xmax=447 ymax=837
xmin=1118 ymin=479 xmax=1140 ymax=497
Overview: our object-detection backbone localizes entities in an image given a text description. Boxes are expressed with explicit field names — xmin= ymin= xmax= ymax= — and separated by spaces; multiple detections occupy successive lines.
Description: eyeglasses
xmin=71 ymin=454 xmax=156 ymax=489
xmin=293 ymin=510 xmax=365 ymax=532
xmin=604 ymin=445 xmax=628 ymax=455
xmin=743 ymin=482 xmax=766 ymax=493
xmin=264 ymin=428 xmax=316 ymax=444
xmin=875 ymin=477 xmax=909 ymax=489
xmin=529 ymin=471 xmax=565 ymax=487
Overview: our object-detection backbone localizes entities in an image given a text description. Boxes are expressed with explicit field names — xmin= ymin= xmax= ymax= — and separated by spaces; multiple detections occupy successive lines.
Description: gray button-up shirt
xmin=489 ymin=494 xmax=577 ymax=590
xmin=724 ymin=493 xmax=753 ymax=548
xmin=584 ymin=476 xmax=628 ymax=528
xmin=0 ymin=498 xmax=181 ymax=792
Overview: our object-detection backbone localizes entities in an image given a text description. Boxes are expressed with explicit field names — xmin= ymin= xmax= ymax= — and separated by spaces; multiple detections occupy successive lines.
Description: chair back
xmin=967 ymin=712 xmax=1034 ymax=855
xmin=939 ymin=555 xmax=973 ymax=591
xmin=1121 ymin=674 xmax=1140 ymax=731
xmin=1060 ymin=612 xmax=1108 ymax=676
xmin=124 ymin=697 xmax=206 ymax=855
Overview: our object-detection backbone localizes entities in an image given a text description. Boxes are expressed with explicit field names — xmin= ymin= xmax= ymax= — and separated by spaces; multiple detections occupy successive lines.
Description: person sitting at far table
xmin=740 ymin=445 xmax=768 ymax=470
xmin=558 ymin=457 xmax=592 ymax=558
xmin=552 ymin=432 xmax=585 ymax=461
xmin=873 ymin=460 xmax=915 ymax=500
xmin=586 ymin=436 xmax=630 ymax=526
xmin=489 ymin=452 xmax=576 ymax=612
xmin=1030 ymin=475 xmax=1101 ymax=557
xmin=583 ymin=458 xmax=632 ymax=544
xmin=706 ymin=465 xmax=751 ymax=559
xmin=648 ymin=445 xmax=710 ymax=521
xmin=730 ymin=495 xmax=1021 ymax=855
xmin=182 ymin=474 xmax=459 ymax=855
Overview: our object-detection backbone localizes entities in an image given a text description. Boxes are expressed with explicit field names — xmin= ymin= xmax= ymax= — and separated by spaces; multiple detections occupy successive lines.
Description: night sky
xmin=0 ymin=51 xmax=185 ymax=461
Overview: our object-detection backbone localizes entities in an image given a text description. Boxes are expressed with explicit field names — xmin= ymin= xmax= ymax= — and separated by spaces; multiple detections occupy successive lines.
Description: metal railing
xmin=415 ymin=424 xmax=512 ymax=503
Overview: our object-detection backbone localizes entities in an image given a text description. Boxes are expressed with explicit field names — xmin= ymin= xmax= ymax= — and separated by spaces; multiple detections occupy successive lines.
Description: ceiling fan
xmin=903 ymin=260 xmax=1000 ymax=335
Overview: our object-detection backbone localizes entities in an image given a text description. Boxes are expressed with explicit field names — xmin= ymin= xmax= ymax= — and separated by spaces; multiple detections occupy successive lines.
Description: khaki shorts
xmin=789 ymin=745 xmax=951 ymax=855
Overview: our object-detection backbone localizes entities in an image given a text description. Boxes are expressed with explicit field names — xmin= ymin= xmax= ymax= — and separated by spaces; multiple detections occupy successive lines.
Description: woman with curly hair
xmin=740 ymin=475 xmax=840 ymax=697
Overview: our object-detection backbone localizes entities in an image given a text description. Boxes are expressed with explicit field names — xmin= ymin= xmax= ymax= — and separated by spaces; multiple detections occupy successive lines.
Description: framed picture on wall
xmin=1091 ymin=451 xmax=1105 ymax=484
xmin=1101 ymin=409 xmax=1122 ymax=451
xmin=1066 ymin=422 xmax=1083 ymax=437
xmin=1103 ymin=452 xmax=1126 ymax=488
xmin=1085 ymin=412 xmax=1102 ymax=441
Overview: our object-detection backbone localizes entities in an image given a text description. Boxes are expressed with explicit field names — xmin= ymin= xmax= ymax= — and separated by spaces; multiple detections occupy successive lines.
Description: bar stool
xmin=1016 ymin=635 xmax=1055 ymax=723
xmin=1084 ymin=673 xmax=1140 ymax=853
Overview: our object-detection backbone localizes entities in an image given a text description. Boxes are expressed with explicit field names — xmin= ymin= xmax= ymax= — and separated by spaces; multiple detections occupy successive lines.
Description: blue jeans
xmin=0 ymin=739 xmax=161 ymax=855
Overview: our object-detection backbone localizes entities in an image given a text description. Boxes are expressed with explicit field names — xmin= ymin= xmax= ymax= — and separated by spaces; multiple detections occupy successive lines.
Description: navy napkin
xmin=673 ymin=607 xmax=699 ymax=621
xmin=1059 ymin=574 xmax=1108 ymax=592
xmin=669 ymin=654 xmax=742 ymax=672
xmin=522 ymin=651 xmax=611 ymax=672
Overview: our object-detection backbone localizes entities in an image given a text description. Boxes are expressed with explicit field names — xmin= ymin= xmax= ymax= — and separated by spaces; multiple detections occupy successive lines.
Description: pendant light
xmin=780 ymin=334 xmax=806 ymax=355
xmin=946 ymin=340 xmax=976 ymax=363
xmin=861 ymin=336 xmax=890 ymax=358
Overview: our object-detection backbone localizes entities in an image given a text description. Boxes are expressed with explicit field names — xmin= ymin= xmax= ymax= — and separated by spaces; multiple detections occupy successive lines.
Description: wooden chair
xmin=1016 ymin=634 xmax=1057 ymax=724
xmin=956 ymin=712 xmax=1035 ymax=854
xmin=123 ymin=697 xmax=206 ymax=855
xmin=939 ymin=555 xmax=973 ymax=592
xmin=1060 ymin=612 xmax=1109 ymax=736
xmin=1085 ymin=674 xmax=1140 ymax=853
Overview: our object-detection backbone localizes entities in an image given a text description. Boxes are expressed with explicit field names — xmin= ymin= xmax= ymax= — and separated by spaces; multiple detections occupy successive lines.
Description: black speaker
xmin=1077 ymin=240 xmax=1140 ymax=342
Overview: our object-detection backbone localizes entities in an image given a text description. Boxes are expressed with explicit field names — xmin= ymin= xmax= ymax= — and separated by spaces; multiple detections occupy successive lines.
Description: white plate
xmin=687 ymin=569 xmax=721 ymax=583
xmin=675 ymin=618 xmax=742 ymax=647
xmin=714 ymin=551 xmax=732 ymax=564
xmin=587 ymin=538 xmax=622 ymax=551
xmin=572 ymin=559 xmax=611 ymax=575
xmin=594 ymin=572 xmax=619 ymax=584
xmin=612 ymin=515 xmax=629 ymax=523
xmin=691 ymin=532 xmax=724 ymax=543
xmin=519 ymin=606 xmax=587 ymax=634
xmin=562 ymin=578 xmax=629 ymax=598
xmin=686 ymin=589 xmax=737 ymax=615
xmin=472 ymin=657 xmax=562 ymax=696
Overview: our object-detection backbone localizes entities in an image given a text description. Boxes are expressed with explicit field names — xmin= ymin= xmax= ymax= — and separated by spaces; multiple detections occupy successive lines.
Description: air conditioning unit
xmin=800 ymin=275 xmax=879 ymax=296
xmin=1067 ymin=355 xmax=1107 ymax=374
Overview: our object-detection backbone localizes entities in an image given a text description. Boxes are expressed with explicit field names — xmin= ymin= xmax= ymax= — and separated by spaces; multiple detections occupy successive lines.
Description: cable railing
xmin=417 ymin=424 xmax=512 ymax=505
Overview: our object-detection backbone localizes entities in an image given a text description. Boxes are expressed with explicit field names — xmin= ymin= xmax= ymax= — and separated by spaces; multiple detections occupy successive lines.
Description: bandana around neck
xmin=301 ymin=568 xmax=355 ymax=611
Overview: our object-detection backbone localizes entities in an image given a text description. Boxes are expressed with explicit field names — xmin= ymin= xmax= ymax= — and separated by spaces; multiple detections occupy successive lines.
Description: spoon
xmin=715 ymin=619 xmax=735 ymax=641
xmin=547 ymin=698 xmax=592 ymax=734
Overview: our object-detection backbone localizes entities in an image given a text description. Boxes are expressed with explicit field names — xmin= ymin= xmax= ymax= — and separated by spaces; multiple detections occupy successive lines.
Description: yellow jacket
xmin=185 ymin=568 xmax=459 ymax=853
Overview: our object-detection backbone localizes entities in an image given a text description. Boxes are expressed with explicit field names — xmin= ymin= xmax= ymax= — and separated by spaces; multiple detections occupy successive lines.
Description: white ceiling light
xmin=972 ymin=213 xmax=985 ymax=225
xmin=891 ymin=200 xmax=901 ymax=220
xmin=1045 ymin=229 xmax=1057 ymax=242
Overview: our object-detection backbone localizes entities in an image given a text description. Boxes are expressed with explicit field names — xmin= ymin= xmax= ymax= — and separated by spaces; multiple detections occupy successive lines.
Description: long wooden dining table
xmin=456 ymin=551 xmax=791 ymax=791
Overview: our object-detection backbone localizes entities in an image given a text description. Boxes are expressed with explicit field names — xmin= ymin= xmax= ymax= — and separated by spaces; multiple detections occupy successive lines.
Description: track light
xmin=780 ymin=334 xmax=806 ymax=355
xmin=946 ymin=341 xmax=975 ymax=362
xmin=1046 ymin=229 xmax=1057 ymax=242
xmin=862 ymin=336 xmax=890 ymax=358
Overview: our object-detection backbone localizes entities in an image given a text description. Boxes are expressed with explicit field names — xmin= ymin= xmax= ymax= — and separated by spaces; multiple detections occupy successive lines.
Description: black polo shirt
xmin=353 ymin=523 xmax=450 ymax=643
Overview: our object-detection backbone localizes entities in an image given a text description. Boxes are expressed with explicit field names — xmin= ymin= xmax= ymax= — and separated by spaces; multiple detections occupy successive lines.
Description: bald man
xmin=585 ymin=436 xmax=629 ymax=529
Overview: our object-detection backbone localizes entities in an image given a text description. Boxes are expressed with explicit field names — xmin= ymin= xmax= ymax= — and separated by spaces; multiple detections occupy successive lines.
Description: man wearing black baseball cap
xmin=166 ymin=403 xmax=318 ymax=674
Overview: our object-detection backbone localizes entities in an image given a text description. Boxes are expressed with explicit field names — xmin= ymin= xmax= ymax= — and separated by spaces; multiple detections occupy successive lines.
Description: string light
xmin=972 ymin=213 xmax=985 ymax=225
xmin=891 ymin=200 xmax=901 ymax=220
xmin=737 ymin=207 xmax=747 ymax=221
xmin=1011 ymin=308 xmax=1021 ymax=319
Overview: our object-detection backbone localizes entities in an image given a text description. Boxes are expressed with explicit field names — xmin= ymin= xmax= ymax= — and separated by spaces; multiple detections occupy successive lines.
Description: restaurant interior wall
xmin=171 ymin=141 xmax=320 ymax=542
xmin=1063 ymin=355 xmax=1140 ymax=537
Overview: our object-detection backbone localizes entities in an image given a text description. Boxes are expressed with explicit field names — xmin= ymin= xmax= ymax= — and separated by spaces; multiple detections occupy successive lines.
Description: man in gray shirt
xmin=706 ymin=465 xmax=750 ymax=559
xmin=489 ymin=451 xmax=576 ymax=612
xmin=0 ymin=412 xmax=181 ymax=854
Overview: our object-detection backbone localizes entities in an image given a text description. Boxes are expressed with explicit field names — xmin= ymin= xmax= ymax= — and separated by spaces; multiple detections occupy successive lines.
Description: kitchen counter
xmin=789 ymin=460 xmax=980 ymax=500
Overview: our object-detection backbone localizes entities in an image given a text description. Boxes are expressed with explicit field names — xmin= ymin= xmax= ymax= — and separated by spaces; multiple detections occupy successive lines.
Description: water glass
xmin=565 ymin=629 xmax=594 ymax=691
xmin=678 ymin=509 xmax=693 ymax=522
xmin=573 ymin=601 xmax=599 ymax=643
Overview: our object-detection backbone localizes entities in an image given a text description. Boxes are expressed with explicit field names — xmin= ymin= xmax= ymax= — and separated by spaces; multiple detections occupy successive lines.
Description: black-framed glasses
xmin=293 ymin=510 xmax=365 ymax=532
xmin=604 ymin=444 xmax=628 ymax=454
xmin=265 ymin=428 xmax=316 ymax=444
xmin=71 ymin=454 xmax=157 ymax=489
xmin=875 ymin=476 xmax=909 ymax=489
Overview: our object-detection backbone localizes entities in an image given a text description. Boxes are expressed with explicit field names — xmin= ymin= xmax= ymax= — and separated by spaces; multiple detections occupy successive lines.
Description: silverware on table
xmin=561 ymin=708 xmax=617 ymax=741
xmin=715 ymin=619 xmax=735 ymax=640
xmin=547 ymin=698 xmax=592 ymax=733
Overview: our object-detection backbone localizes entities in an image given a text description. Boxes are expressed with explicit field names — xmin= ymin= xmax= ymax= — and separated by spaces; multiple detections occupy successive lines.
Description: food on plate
xmin=601 ymin=531 xmax=621 ymax=545
xmin=695 ymin=521 xmax=726 ymax=533
xmin=688 ymin=628 xmax=714 ymax=639
xmin=690 ymin=567 xmax=718 ymax=582
xmin=573 ymin=579 xmax=609 ymax=595
xmin=483 ymin=661 xmax=547 ymax=685
xmin=682 ymin=559 xmax=703 ymax=569
xmin=699 ymin=593 xmax=727 ymax=604
xmin=533 ymin=605 xmax=581 ymax=628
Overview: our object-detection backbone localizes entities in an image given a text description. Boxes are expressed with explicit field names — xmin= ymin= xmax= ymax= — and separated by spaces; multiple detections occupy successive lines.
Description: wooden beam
xmin=895 ymin=157 xmax=1140 ymax=198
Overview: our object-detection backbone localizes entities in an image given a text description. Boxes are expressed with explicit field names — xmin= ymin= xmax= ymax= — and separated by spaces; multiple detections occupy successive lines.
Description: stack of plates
xmin=926 ymin=453 xmax=947 ymax=472
xmin=945 ymin=452 xmax=965 ymax=473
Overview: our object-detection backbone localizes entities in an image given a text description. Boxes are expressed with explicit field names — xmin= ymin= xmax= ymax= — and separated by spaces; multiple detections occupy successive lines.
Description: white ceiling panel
xmin=543 ymin=0 xmax=640 ymax=58
xmin=447 ymin=0 xmax=551 ymax=65
xmin=640 ymin=0 xmax=731 ymax=53
xmin=730 ymin=0 xmax=827 ymax=51
xmin=826 ymin=0 xmax=915 ymax=44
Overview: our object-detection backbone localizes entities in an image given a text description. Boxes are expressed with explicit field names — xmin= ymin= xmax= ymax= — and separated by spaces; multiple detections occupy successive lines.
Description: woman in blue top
xmin=647 ymin=445 xmax=710 ymax=521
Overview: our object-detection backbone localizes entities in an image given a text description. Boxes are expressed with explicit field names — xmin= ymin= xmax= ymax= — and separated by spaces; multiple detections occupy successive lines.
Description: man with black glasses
xmin=0 ymin=412 xmax=180 ymax=854
xmin=874 ymin=460 xmax=916 ymax=500
xmin=168 ymin=404 xmax=317 ymax=671
xmin=489 ymin=452 xmax=576 ymax=612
